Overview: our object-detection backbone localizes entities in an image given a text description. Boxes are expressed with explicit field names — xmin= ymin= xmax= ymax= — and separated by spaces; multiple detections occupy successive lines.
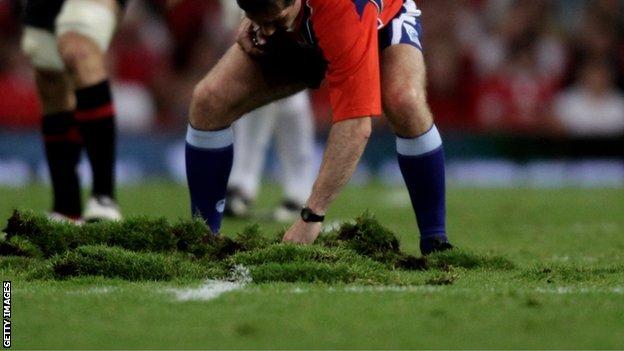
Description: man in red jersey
xmin=185 ymin=0 xmax=453 ymax=255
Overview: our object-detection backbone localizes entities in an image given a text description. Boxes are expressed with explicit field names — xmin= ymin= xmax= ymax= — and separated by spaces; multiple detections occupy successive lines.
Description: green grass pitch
xmin=1 ymin=182 xmax=624 ymax=349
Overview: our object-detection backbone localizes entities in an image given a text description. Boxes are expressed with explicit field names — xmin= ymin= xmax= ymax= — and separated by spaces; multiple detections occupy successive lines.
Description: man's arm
xmin=283 ymin=117 xmax=371 ymax=244
xmin=283 ymin=1 xmax=381 ymax=243
xmin=307 ymin=117 xmax=371 ymax=213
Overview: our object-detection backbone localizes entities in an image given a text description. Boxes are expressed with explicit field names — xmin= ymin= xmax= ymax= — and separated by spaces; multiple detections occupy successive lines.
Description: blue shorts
xmin=378 ymin=0 xmax=424 ymax=51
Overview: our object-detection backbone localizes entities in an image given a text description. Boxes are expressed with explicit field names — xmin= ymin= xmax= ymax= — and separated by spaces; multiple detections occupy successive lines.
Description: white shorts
xmin=21 ymin=0 xmax=118 ymax=71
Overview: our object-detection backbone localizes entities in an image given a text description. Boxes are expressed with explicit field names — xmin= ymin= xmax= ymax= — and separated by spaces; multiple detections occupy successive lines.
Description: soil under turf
xmin=1 ymin=182 xmax=624 ymax=349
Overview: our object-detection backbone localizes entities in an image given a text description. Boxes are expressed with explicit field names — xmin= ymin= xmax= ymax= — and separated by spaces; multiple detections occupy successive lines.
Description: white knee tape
xmin=21 ymin=27 xmax=65 ymax=71
xmin=55 ymin=0 xmax=117 ymax=51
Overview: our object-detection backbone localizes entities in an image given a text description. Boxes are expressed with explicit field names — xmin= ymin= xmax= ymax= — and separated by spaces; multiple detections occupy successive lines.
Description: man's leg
xmin=381 ymin=44 xmax=451 ymax=255
xmin=229 ymin=105 xmax=279 ymax=200
xmin=36 ymin=70 xmax=83 ymax=219
xmin=187 ymin=44 xmax=305 ymax=233
xmin=21 ymin=24 xmax=82 ymax=219
xmin=274 ymin=91 xmax=315 ymax=217
xmin=56 ymin=0 xmax=120 ymax=220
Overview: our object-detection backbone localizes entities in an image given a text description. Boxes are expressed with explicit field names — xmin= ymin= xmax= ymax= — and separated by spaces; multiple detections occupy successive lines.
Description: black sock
xmin=41 ymin=112 xmax=83 ymax=217
xmin=74 ymin=80 xmax=116 ymax=199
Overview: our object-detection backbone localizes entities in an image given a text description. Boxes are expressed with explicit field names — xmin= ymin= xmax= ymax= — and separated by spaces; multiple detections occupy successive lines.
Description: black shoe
xmin=224 ymin=188 xmax=252 ymax=218
xmin=420 ymin=237 xmax=454 ymax=256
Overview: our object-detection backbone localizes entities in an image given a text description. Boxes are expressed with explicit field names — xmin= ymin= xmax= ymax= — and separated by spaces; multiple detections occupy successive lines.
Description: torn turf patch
xmin=2 ymin=210 xmax=513 ymax=284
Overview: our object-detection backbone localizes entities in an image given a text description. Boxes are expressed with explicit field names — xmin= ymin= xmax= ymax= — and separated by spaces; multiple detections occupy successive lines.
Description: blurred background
xmin=0 ymin=0 xmax=623 ymax=188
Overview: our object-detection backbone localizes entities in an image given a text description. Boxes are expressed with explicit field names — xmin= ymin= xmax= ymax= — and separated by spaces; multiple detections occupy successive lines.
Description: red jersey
xmin=298 ymin=0 xmax=404 ymax=122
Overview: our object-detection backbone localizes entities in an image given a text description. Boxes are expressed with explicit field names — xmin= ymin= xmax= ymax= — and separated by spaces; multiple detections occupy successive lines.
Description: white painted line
xmin=170 ymin=265 xmax=252 ymax=302
xmin=290 ymin=287 xmax=308 ymax=294
xmin=338 ymin=285 xmax=444 ymax=293
xmin=172 ymin=280 xmax=245 ymax=301
xmin=281 ymin=285 xmax=624 ymax=296
xmin=66 ymin=286 xmax=117 ymax=295
xmin=534 ymin=286 xmax=624 ymax=295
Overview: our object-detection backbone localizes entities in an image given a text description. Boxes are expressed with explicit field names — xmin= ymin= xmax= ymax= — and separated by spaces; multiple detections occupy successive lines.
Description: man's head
xmin=236 ymin=0 xmax=301 ymax=36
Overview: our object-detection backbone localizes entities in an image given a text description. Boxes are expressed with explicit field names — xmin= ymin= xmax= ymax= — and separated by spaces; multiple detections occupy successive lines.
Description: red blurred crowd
xmin=1 ymin=0 xmax=623 ymax=137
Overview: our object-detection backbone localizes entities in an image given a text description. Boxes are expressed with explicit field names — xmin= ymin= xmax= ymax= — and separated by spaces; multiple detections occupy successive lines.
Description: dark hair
xmin=236 ymin=0 xmax=295 ymax=14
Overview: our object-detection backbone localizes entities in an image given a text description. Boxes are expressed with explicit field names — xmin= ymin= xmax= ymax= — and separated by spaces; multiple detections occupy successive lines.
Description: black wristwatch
xmin=301 ymin=207 xmax=325 ymax=223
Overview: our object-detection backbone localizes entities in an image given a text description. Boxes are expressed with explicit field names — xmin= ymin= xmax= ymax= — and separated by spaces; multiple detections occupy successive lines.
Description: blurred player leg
xmin=37 ymin=72 xmax=82 ymax=220
xmin=37 ymin=72 xmax=83 ymax=221
xmin=186 ymin=44 xmax=305 ymax=233
xmin=273 ymin=91 xmax=315 ymax=222
xmin=380 ymin=2 xmax=452 ymax=254
xmin=56 ymin=0 xmax=121 ymax=221
xmin=227 ymin=115 xmax=254 ymax=212
xmin=226 ymin=104 xmax=279 ymax=217
xmin=21 ymin=17 xmax=83 ymax=220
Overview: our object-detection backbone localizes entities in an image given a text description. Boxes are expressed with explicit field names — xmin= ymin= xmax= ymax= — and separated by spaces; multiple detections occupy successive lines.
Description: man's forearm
xmin=307 ymin=117 xmax=372 ymax=213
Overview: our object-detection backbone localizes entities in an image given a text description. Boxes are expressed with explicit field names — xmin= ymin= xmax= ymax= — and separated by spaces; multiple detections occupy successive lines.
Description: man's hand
xmin=236 ymin=18 xmax=266 ymax=57
xmin=283 ymin=219 xmax=322 ymax=244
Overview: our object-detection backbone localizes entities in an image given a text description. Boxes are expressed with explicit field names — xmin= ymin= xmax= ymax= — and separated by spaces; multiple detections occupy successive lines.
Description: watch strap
xmin=301 ymin=207 xmax=325 ymax=223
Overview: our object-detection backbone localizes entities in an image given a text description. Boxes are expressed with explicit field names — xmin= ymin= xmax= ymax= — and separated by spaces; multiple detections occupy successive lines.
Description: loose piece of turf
xmin=171 ymin=218 xmax=213 ymax=257
xmin=233 ymin=224 xmax=273 ymax=251
xmin=3 ymin=210 xmax=516 ymax=283
xmin=229 ymin=244 xmax=368 ymax=266
xmin=325 ymin=212 xmax=401 ymax=261
xmin=52 ymin=245 xmax=221 ymax=281
xmin=0 ymin=256 xmax=42 ymax=272
xmin=4 ymin=210 xmax=91 ymax=257
xmin=86 ymin=217 xmax=176 ymax=252
xmin=318 ymin=212 xmax=427 ymax=270
xmin=250 ymin=262 xmax=365 ymax=284
xmin=229 ymin=244 xmax=418 ymax=284
xmin=0 ymin=235 xmax=42 ymax=258
xmin=3 ymin=211 xmax=214 ymax=258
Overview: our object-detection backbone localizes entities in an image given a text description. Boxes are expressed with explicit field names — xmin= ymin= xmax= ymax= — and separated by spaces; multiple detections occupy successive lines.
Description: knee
xmin=383 ymin=87 xmax=433 ymax=137
xmin=383 ymin=87 xmax=430 ymax=121
xmin=190 ymin=80 xmax=232 ymax=130
xmin=57 ymin=32 xmax=101 ymax=72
